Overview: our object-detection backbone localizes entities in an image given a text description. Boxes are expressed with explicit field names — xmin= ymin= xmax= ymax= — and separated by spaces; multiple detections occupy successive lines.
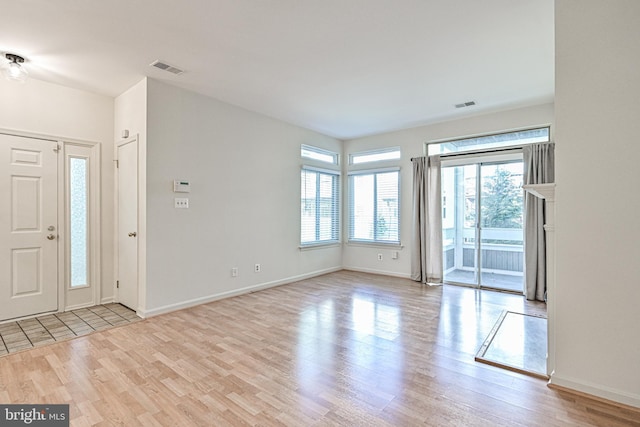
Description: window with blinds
xmin=348 ymin=168 xmax=400 ymax=244
xmin=301 ymin=167 xmax=340 ymax=246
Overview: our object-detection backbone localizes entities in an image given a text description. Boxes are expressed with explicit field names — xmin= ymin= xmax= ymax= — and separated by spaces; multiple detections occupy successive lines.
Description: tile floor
xmin=0 ymin=304 xmax=140 ymax=356
xmin=475 ymin=310 xmax=548 ymax=378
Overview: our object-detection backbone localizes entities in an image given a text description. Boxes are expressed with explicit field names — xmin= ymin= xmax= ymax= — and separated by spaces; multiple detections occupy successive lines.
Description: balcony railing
xmin=443 ymin=227 xmax=523 ymax=291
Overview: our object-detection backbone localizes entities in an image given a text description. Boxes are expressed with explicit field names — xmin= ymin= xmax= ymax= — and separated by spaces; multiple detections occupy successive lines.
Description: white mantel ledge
xmin=523 ymin=183 xmax=556 ymax=201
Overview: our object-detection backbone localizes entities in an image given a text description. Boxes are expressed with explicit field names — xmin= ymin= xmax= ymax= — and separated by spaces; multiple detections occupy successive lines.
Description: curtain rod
xmin=411 ymin=145 xmax=528 ymax=162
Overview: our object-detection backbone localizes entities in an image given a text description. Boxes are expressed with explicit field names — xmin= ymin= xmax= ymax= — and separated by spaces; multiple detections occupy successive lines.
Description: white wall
xmin=342 ymin=103 xmax=554 ymax=276
xmin=144 ymin=79 xmax=342 ymax=315
xmin=114 ymin=78 xmax=147 ymax=145
xmin=554 ymin=0 xmax=640 ymax=407
xmin=0 ymin=77 xmax=115 ymax=301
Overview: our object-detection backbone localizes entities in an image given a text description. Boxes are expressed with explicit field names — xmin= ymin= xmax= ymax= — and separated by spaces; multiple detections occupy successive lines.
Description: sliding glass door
xmin=442 ymin=157 xmax=524 ymax=292
xmin=442 ymin=164 xmax=477 ymax=286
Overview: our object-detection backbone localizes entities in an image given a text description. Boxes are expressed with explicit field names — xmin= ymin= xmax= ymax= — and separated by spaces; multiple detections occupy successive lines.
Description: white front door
xmin=0 ymin=133 xmax=58 ymax=321
xmin=116 ymin=138 xmax=138 ymax=311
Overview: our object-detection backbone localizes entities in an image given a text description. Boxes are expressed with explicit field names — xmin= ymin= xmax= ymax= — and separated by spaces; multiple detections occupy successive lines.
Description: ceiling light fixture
xmin=2 ymin=53 xmax=29 ymax=83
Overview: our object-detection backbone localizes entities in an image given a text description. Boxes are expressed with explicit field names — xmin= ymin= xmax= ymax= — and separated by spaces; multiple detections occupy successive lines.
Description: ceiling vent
xmin=150 ymin=60 xmax=184 ymax=75
xmin=455 ymin=101 xmax=476 ymax=109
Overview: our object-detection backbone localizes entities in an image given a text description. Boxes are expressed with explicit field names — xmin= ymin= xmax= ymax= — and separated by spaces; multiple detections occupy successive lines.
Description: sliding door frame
xmin=441 ymin=151 xmax=524 ymax=292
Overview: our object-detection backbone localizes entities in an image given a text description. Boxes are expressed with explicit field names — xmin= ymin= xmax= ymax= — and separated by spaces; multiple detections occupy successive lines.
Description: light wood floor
xmin=0 ymin=271 xmax=638 ymax=426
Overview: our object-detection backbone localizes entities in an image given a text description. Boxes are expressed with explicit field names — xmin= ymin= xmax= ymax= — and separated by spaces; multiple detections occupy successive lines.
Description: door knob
xmin=128 ymin=232 xmax=137 ymax=237
xmin=47 ymin=234 xmax=56 ymax=240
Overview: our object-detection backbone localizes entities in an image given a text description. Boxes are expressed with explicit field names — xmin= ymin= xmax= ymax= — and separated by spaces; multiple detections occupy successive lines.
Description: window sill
xmin=299 ymin=242 xmax=342 ymax=251
xmin=346 ymin=241 xmax=403 ymax=249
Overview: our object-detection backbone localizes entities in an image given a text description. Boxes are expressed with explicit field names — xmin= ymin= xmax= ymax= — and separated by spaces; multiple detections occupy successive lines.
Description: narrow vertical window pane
xmin=301 ymin=169 xmax=340 ymax=245
xmin=70 ymin=158 xmax=88 ymax=287
xmin=351 ymin=175 xmax=375 ymax=240
xmin=301 ymin=170 xmax=318 ymax=244
xmin=375 ymin=172 xmax=399 ymax=242
xmin=318 ymin=174 xmax=335 ymax=240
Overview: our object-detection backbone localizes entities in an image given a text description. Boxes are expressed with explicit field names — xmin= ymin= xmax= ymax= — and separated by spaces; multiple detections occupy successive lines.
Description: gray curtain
xmin=411 ymin=156 xmax=443 ymax=284
xmin=523 ymin=143 xmax=555 ymax=301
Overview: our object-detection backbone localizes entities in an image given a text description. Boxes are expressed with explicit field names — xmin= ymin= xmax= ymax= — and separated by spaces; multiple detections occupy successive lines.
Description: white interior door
xmin=0 ymin=134 xmax=58 ymax=321
xmin=116 ymin=138 xmax=138 ymax=310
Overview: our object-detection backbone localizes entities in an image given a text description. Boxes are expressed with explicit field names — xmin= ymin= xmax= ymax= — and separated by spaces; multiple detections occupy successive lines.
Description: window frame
xmin=426 ymin=126 xmax=550 ymax=156
xmin=349 ymin=147 xmax=401 ymax=165
xmin=300 ymin=166 xmax=341 ymax=248
xmin=63 ymin=140 xmax=101 ymax=310
xmin=301 ymin=144 xmax=339 ymax=165
xmin=348 ymin=167 xmax=401 ymax=246
xmin=68 ymin=155 xmax=90 ymax=288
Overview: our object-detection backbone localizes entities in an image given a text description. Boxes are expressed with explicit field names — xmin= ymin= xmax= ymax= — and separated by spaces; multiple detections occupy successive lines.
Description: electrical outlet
xmin=392 ymin=251 xmax=399 ymax=260
xmin=231 ymin=267 xmax=238 ymax=277
xmin=254 ymin=263 xmax=261 ymax=273
xmin=174 ymin=198 xmax=189 ymax=209
xmin=377 ymin=253 xmax=383 ymax=261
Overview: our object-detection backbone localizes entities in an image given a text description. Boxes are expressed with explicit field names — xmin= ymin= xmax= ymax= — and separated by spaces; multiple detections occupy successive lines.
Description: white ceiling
xmin=1 ymin=0 xmax=554 ymax=140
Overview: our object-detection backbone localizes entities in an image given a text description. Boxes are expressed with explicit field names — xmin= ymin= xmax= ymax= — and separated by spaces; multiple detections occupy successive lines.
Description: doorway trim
xmin=63 ymin=140 xmax=102 ymax=310
xmin=0 ymin=127 xmax=102 ymax=317
xmin=114 ymin=135 xmax=142 ymax=315
xmin=441 ymin=152 xmax=525 ymax=293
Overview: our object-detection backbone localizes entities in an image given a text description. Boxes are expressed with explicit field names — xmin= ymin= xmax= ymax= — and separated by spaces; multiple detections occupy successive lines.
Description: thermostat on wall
xmin=173 ymin=180 xmax=191 ymax=193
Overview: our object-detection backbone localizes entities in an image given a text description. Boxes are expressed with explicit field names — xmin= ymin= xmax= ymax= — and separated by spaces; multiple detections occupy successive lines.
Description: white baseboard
xmin=100 ymin=297 xmax=115 ymax=305
xmin=342 ymin=266 xmax=412 ymax=280
xmin=139 ymin=267 xmax=342 ymax=318
xmin=549 ymin=373 xmax=640 ymax=409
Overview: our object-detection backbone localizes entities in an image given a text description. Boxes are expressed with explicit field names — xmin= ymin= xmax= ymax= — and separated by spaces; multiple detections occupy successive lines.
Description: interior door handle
xmin=47 ymin=234 xmax=56 ymax=240
xmin=128 ymin=232 xmax=137 ymax=237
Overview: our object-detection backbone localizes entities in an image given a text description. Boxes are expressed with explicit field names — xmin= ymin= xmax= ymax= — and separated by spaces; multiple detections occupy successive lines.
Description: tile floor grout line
xmin=14 ymin=321 xmax=34 ymax=348
xmin=36 ymin=316 xmax=57 ymax=341
xmin=98 ymin=306 xmax=130 ymax=325
xmin=0 ymin=330 xmax=9 ymax=353
xmin=66 ymin=311 xmax=96 ymax=334
xmin=86 ymin=305 xmax=115 ymax=326
xmin=53 ymin=312 xmax=79 ymax=341
xmin=100 ymin=304 xmax=130 ymax=324
xmin=85 ymin=310 xmax=108 ymax=327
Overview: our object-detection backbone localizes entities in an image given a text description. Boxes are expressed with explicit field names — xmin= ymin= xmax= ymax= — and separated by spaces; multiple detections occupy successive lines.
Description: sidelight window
xmin=69 ymin=157 xmax=89 ymax=287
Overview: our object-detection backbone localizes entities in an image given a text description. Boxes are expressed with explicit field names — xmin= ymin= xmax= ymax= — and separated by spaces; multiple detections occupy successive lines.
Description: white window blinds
xmin=349 ymin=168 xmax=400 ymax=244
xmin=301 ymin=167 xmax=340 ymax=245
